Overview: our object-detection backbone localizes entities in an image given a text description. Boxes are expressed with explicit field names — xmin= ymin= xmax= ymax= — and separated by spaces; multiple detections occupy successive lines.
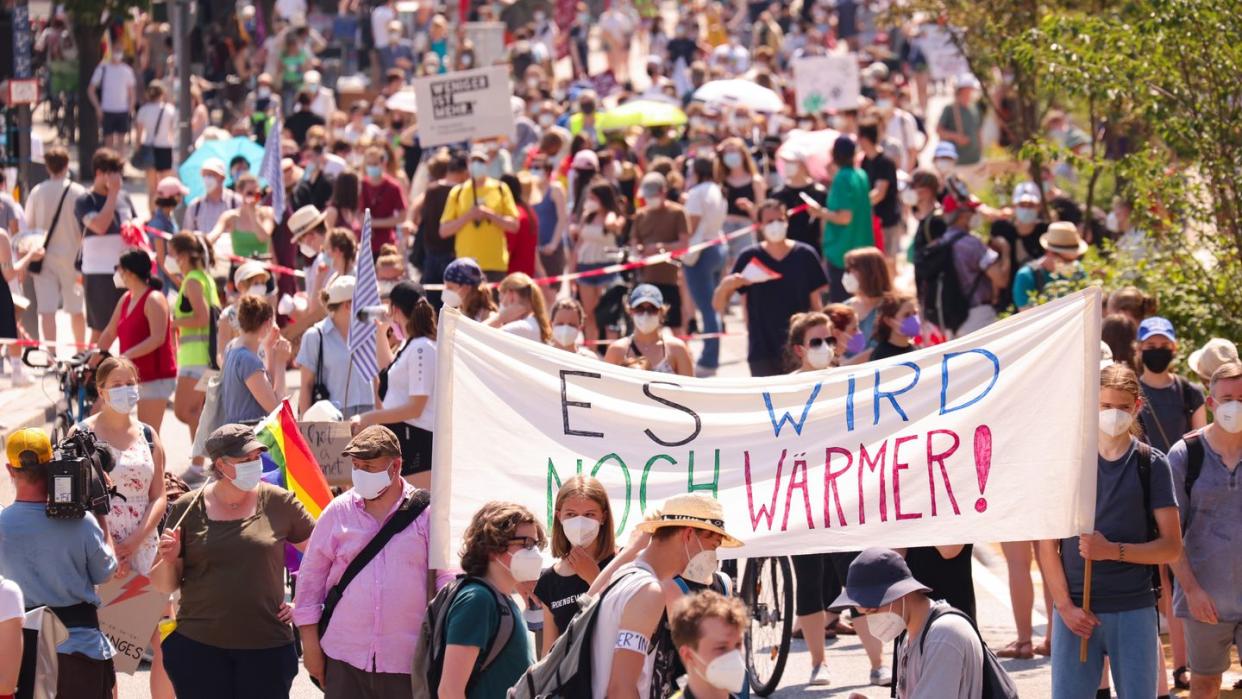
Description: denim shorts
xmin=177 ymin=365 xmax=207 ymax=380
xmin=140 ymin=378 xmax=177 ymax=401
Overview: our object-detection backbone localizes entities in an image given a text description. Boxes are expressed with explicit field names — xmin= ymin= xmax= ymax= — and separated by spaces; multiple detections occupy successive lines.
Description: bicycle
xmin=22 ymin=346 xmax=99 ymax=442
xmin=739 ymin=556 xmax=795 ymax=696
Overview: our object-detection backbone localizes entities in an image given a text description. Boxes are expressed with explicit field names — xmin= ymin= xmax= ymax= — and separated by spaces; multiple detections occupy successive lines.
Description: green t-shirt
xmin=822 ymin=167 xmax=874 ymax=269
xmin=937 ymin=102 xmax=982 ymax=165
xmin=443 ymin=582 xmax=533 ymax=699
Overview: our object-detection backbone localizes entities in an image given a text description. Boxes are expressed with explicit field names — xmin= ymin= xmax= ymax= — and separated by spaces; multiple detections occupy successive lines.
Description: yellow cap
xmin=6 ymin=428 xmax=53 ymax=468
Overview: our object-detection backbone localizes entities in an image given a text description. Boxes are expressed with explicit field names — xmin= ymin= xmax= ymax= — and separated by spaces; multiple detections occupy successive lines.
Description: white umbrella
xmin=692 ymin=80 xmax=786 ymax=113
xmin=385 ymin=89 xmax=418 ymax=114
xmin=775 ymin=129 xmax=842 ymax=183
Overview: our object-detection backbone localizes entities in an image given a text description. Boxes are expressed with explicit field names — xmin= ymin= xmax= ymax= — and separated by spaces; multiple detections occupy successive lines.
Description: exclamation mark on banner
xmin=974 ymin=425 xmax=992 ymax=513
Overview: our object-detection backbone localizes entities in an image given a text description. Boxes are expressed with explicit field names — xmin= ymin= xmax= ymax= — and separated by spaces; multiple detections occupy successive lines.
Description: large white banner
xmin=430 ymin=290 xmax=1102 ymax=568
xmin=413 ymin=65 xmax=516 ymax=147
xmin=793 ymin=54 xmax=861 ymax=115
xmin=463 ymin=22 xmax=507 ymax=66
xmin=916 ymin=25 xmax=971 ymax=81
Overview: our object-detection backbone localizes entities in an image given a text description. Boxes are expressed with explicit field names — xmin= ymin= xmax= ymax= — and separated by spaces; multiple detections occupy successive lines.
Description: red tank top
xmin=118 ymin=287 xmax=178 ymax=382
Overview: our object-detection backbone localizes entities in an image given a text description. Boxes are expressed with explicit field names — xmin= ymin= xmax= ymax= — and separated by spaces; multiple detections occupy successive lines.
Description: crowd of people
xmin=0 ymin=0 xmax=1240 ymax=698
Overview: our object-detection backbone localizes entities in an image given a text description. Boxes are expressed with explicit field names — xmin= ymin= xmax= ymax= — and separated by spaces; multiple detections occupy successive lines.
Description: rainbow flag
xmin=256 ymin=399 xmax=333 ymax=520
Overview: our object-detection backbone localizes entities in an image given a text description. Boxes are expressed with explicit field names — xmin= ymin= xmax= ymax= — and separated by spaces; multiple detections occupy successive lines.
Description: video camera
xmin=45 ymin=430 xmax=120 ymax=520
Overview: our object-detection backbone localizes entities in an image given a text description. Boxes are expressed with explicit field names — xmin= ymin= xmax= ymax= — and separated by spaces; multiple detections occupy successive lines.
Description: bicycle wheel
xmin=741 ymin=556 xmax=794 ymax=696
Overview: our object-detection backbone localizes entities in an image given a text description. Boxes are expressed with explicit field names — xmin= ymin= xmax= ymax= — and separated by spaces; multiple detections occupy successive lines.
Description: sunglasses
xmin=806 ymin=337 xmax=835 ymax=349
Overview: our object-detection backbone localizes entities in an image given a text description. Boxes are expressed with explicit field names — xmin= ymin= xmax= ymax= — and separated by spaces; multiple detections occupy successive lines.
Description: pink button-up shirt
xmin=293 ymin=482 xmax=456 ymax=673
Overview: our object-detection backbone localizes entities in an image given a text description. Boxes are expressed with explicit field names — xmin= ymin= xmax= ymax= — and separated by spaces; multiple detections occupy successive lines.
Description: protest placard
xmin=463 ymin=22 xmax=507 ymax=66
xmin=299 ymin=421 xmax=354 ymax=486
xmin=793 ymin=54 xmax=861 ymax=115
xmin=917 ymin=25 xmax=971 ymax=81
xmin=412 ymin=65 xmax=516 ymax=147
xmin=98 ymin=573 xmax=169 ymax=674
xmin=430 ymin=289 xmax=1102 ymax=568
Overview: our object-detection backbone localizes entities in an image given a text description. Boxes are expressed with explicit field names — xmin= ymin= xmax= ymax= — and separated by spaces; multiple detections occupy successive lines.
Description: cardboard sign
xmin=299 ymin=421 xmax=354 ymax=486
xmin=916 ymin=25 xmax=971 ymax=81
xmin=463 ymin=21 xmax=507 ymax=66
xmin=430 ymin=289 xmax=1103 ymax=568
xmin=98 ymin=573 xmax=169 ymax=674
xmin=793 ymin=54 xmax=861 ymax=115
xmin=412 ymin=65 xmax=516 ymax=147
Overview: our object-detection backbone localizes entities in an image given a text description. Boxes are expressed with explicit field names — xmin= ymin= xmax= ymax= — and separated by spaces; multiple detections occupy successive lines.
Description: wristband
xmin=1118 ymin=542 xmax=1126 ymax=562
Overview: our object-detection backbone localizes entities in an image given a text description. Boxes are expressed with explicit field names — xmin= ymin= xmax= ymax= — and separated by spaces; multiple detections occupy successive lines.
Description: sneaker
xmin=871 ymin=666 xmax=892 ymax=687
xmin=808 ymin=664 xmax=830 ymax=686
xmin=694 ymin=365 xmax=718 ymax=378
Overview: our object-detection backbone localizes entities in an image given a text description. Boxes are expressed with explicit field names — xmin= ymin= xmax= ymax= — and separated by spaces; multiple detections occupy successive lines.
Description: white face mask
xmin=1098 ymin=408 xmax=1134 ymax=437
xmin=806 ymin=344 xmax=833 ymax=370
xmin=682 ymin=534 xmax=718 ymax=585
xmin=761 ymin=220 xmax=788 ymax=242
xmin=163 ymin=256 xmax=181 ymax=278
xmin=560 ymin=515 xmax=601 ymax=548
xmin=692 ymin=649 xmax=747 ymax=692
xmin=203 ymin=175 xmax=220 ymax=194
xmin=842 ymin=272 xmax=860 ymax=295
xmin=551 ymin=324 xmax=580 ymax=347
xmin=106 ymin=385 xmax=140 ymax=414
xmin=243 ymin=285 xmax=266 ymax=298
xmin=633 ymin=312 xmax=661 ymax=334
xmin=230 ymin=458 xmax=265 ymax=491
xmin=1214 ymin=400 xmax=1242 ymax=433
xmin=900 ymin=188 xmax=919 ymax=207
xmin=868 ymin=599 xmax=906 ymax=643
xmin=507 ymin=547 xmax=544 ymax=582
xmin=299 ymin=242 xmax=318 ymax=259
xmin=582 ymin=199 xmax=600 ymax=215
xmin=441 ymin=289 xmax=463 ymax=309
xmin=351 ymin=466 xmax=394 ymax=500
xmin=112 ymin=270 xmax=126 ymax=289
xmin=933 ymin=158 xmax=955 ymax=175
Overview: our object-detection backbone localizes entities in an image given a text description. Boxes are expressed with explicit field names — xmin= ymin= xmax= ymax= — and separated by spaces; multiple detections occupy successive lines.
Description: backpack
xmin=412 ymin=576 xmax=515 ymax=699
xmin=1019 ymin=261 xmax=1049 ymax=295
xmin=1181 ymin=430 xmax=1207 ymax=500
xmin=507 ymin=570 xmax=642 ymax=699
xmin=891 ymin=606 xmax=1019 ymax=699
xmin=913 ymin=229 xmax=982 ymax=334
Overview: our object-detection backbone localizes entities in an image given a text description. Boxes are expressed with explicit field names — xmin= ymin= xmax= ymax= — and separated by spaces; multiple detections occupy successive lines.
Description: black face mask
xmin=1141 ymin=347 xmax=1174 ymax=373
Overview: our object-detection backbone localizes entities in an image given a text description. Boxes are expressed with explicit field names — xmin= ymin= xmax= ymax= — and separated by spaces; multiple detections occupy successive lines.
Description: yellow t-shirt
xmin=440 ymin=178 xmax=518 ymax=272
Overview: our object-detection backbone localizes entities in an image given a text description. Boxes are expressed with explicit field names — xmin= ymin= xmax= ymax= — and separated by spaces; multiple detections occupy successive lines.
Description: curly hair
xmin=459 ymin=501 xmax=547 ymax=577
xmin=669 ymin=591 xmax=748 ymax=650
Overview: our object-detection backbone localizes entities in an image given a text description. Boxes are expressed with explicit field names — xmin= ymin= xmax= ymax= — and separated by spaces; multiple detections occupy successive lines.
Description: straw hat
xmin=636 ymin=494 xmax=743 ymax=547
xmin=1039 ymin=221 xmax=1088 ymax=257
xmin=1188 ymin=338 xmax=1239 ymax=382
xmin=289 ymin=205 xmax=327 ymax=241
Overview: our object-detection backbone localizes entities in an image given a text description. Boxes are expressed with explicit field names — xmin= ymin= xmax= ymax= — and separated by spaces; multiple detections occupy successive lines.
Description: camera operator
xmin=0 ymin=428 xmax=118 ymax=699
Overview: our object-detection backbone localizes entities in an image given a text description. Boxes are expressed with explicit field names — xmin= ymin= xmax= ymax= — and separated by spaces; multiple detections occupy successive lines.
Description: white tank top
xmin=590 ymin=561 xmax=659 ymax=699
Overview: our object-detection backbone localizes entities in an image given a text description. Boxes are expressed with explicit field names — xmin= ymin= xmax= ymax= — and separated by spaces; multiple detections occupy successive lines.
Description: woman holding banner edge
xmin=1037 ymin=363 xmax=1182 ymax=698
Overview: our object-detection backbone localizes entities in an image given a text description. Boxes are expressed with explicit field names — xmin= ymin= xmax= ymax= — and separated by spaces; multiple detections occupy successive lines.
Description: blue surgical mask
xmin=230 ymin=458 xmax=264 ymax=491
xmin=106 ymin=385 xmax=140 ymax=414
xmin=469 ymin=161 xmax=488 ymax=179
xmin=1014 ymin=207 xmax=1038 ymax=225
xmin=365 ymin=165 xmax=383 ymax=180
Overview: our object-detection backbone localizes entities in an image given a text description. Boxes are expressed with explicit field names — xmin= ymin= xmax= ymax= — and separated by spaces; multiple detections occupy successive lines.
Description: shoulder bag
xmin=28 ymin=184 xmax=72 ymax=275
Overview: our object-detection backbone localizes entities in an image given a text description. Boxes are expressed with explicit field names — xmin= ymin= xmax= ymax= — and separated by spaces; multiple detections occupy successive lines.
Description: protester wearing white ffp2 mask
xmin=605 ymin=284 xmax=695 ymax=376
xmin=438 ymin=502 xmax=547 ymax=697
xmin=532 ymin=476 xmax=619 ymax=656
xmin=151 ymin=423 xmax=312 ymax=698
xmin=293 ymin=425 xmax=450 ymax=695
xmin=669 ymin=591 xmax=750 ymax=698
xmin=833 ymin=548 xmax=990 ymax=699
xmin=1036 ymin=363 xmax=1183 ymax=698
xmin=1166 ymin=360 xmax=1242 ymax=699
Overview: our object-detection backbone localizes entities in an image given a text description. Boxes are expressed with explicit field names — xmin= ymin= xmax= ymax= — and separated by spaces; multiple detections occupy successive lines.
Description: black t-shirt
xmin=532 ymin=554 xmax=616 ymax=634
xmin=871 ymin=340 xmax=914 ymax=361
xmin=732 ymin=242 xmax=830 ymax=363
xmin=773 ymin=183 xmax=827 ymax=254
xmin=904 ymin=545 xmax=976 ymax=619
xmin=861 ymin=153 xmax=900 ymax=227
xmin=286 ymin=109 xmax=326 ymax=146
xmin=989 ymin=218 xmax=1048 ymax=270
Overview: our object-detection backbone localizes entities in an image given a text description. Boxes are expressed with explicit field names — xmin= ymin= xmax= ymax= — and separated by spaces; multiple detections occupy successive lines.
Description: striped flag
xmin=348 ymin=209 xmax=380 ymax=382
xmin=259 ymin=107 xmax=285 ymax=223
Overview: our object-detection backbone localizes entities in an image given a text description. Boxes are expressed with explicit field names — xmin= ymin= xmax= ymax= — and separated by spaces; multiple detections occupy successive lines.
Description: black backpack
xmin=914 ymin=228 xmax=982 ymax=334
xmin=411 ymin=576 xmax=515 ymax=699
xmin=892 ymin=605 xmax=1019 ymax=699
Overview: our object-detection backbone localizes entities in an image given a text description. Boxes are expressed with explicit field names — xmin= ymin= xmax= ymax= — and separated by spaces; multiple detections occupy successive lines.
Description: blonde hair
xmin=669 ymin=591 xmax=748 ymax=650
xmin=1100 ymin=362 xmax=1144 ymax=438
xmin=498 ymin=273 xmax=552 ymax=343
